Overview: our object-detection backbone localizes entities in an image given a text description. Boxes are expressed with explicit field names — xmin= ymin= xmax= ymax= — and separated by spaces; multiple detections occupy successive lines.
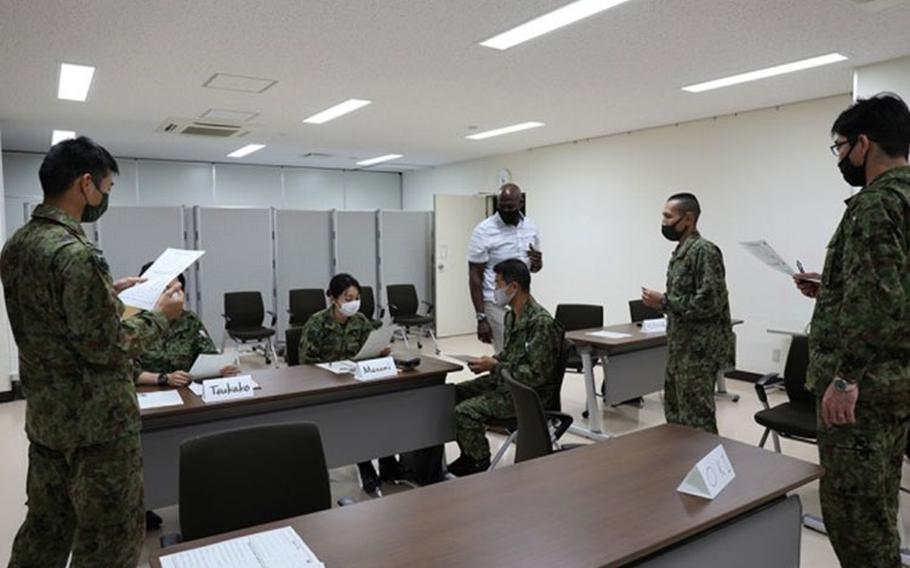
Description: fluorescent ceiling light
xmin=57 ymin=63 xmax=95 ymax=101
xmin=466 ymin=122 xmax=544 ymax=140
xmin=51 ymin=130 xmax=76 ymax=146
xmin=303 ymin=99 xmax=372 ymax=124
xmin=682 ymin=53 xmax=848 ymax=93
xmin=480 ymin=0 xmax=633 ymax=50
xmin=356 ymin=154 xmax=403 ymax=167
xmin=227 ymin=144 xmax=266 ymax=158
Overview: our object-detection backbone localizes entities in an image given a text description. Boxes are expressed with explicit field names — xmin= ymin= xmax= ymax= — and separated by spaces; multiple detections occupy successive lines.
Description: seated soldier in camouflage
xmin=299 ymin=273 xmax=397 ymax=495
xmin=133 ymin=263 xmax=239 ymax=388
xmin=447 ymin=259 xmax=563 ymax=477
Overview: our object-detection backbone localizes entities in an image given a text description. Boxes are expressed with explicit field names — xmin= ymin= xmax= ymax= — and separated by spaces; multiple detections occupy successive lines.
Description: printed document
xmin=119 ymin=248 xmax=205 ymax=310
xmin=137 ymin=390 xmax=184 ymax=410
xmin=159 ymin=526 xmax=324 ymax=568
xmin=739 ymin=241 xmax=795 ymax=276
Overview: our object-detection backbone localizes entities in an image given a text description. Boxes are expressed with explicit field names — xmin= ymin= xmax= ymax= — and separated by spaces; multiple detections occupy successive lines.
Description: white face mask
xmin=338 ymin=300 xmax=361 ymax=317
xmin=493 ymin=285 xmax=516 ymax=307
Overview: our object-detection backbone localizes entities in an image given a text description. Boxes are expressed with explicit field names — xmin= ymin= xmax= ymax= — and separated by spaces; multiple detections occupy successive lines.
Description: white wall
xmin=0 ymin=128 xmax=13 ymax=392
xmin=404 ymin=95 xmax=854 ymax=373
xmin=854 ymin=55 xmax=910 ymax=102
xmin=2 ymin=153 xmax=402 ymax=238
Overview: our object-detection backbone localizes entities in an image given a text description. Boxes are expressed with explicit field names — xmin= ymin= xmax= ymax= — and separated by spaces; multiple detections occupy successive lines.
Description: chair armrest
xmin=421 ymin=300 xmax=434 ymax=315
xmin=266 ymin=310 xmax=277 ymax=328
xmin=754 ymin=373 xmax=781 ymax=409
xmin=545 ymin=411 xmax=574 ymax=441
xmin=159 ymin=532 xmax=183 ymax=549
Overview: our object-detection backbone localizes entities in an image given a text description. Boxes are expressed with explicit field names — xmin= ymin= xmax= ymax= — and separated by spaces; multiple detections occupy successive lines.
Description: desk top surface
xmin=150 ymin=424 xmax=822 ymax=568
xmin=566 ymin=320 xmax=743 ymax=351
xmin=138 ymin=356 xmax=461 ymax=424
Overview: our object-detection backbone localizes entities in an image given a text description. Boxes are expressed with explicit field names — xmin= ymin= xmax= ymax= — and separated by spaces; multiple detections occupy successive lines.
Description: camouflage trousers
xmin=663 ymin=363 xmax=718 ymax=434
xmin=455 ymin=375 xmax=514 ymax=461
xmin=817 ymin=395 xmax=910 ymax=568
xmin=9 ymin=434 xmax=145 ymax=568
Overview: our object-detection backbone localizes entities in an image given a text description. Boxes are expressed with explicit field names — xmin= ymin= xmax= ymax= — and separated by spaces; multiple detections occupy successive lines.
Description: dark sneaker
xmin=446 ymin=455 xmax=491 ymax=477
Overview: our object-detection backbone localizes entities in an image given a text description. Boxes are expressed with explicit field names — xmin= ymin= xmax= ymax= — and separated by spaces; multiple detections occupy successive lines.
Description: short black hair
xmin=39 ymin=136 xmax=119 ymax=196
xmin=327 ymin=273 xmax=360 ymax=299
xmin=493 ymin=259 xmax=531 ymax=292
xmin=140 ymin=262 xmax=185 ymax=290
xmin=831 ymin=93 xmax=910 ymax=159
xmin=667 ymin=192 xmax=701 ymax=220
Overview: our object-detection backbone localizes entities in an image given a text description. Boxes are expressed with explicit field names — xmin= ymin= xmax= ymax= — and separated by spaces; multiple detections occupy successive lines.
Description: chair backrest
xmin=554 ymin=304 xmax=603 ymax=332
xmin=285 ymin=327 xmax=303 ymax=367
xmin=386 ymin=284 xmax=418 ymax=317
xmin=224 ymin=291 xmax=265 ymax=330
xmin=783 ymin=335 xmax=814 ymax=406
xmin=359 ymin=286 xmax=376 ymax=319
xmin=178 ymin=422 xmax=331 ymax=541
xmin=628 ymin=299 xmax=662 ymax=323
xmin=288 ymin=288 xmax=326 ymax=327
xmin=504 ymin=371 xmax=554 ymax=464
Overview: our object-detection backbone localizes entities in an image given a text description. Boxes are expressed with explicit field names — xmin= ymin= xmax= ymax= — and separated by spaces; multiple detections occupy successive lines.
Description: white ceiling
xmin=1 ymin=0 xmax=909 ymax=171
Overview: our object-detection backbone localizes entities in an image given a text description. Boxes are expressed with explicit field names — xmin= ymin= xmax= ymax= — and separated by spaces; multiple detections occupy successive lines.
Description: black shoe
xmin=145 ymin=510 xmax=163 ymax=530
xmin=378 ymin=456 xmax=410 ymax=482
xmin=357 ymin=461 xmax=381 ymax=494
xmin=446 ymin=455 xmax=491 ymax=477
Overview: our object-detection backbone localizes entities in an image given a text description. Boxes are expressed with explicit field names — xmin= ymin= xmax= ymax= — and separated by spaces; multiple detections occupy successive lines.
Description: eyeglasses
xmin=829 ymin=139 xmax=852 ymax=157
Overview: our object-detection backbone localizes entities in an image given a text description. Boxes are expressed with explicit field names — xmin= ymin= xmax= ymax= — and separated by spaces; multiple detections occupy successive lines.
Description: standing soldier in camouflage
xmin=299 ymin=273 xmax=397 ymax=494
xmin=447 ymin=259 xmax=563 ymax=476
xmin=1 ymin=137 xmax=185 ymax=567
xmin=642 ymin=193 xmax=735 ymax=434
xmin=793 ymin=94 xmax=910 ymax=568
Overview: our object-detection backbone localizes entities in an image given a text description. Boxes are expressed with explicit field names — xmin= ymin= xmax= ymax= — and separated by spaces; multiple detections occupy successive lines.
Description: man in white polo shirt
xmin=468 ymin=183 xmax=542 ymax=352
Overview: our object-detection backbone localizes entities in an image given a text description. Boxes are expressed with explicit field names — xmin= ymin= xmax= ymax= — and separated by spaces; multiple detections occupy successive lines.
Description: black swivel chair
xmin=628 ymin=299 xmax=663 ymax=323
xmin=285 ymin=327 xmax=303 ymax=367
xmin=386 ymin=284 xmax=438 ymax=353
xmin=359 ymin=286 xmax=384 ymax=329
xmin=288 ymin=288 xmax=326 ymax=327
xmin=504 ymin=370 xmax=584 ymax=464
xmin=222 ymin=291 xmax=278 ymax=365
xmin=753 ymin=335 xmax=815 ymax=453
xmin=160 ymin=423 xmax=331 ymax=546
xmin=554 ymin=304 xmax=603 ymax=373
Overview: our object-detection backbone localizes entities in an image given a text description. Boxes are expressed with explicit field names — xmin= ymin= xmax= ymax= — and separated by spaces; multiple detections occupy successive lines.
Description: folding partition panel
xmin=379 ymin=210 xmax=433 ymax=312
xmin=333 ymin=211 xmax=379 ymax=297
xmin=274 ymin=209 xmax=333 ymax=337
xmin=194 ymin=207 xmax=275 ymax=346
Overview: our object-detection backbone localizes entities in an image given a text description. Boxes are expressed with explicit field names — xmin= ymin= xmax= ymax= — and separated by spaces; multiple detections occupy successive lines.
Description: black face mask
xmin=837 ymin=141 xmax=867 ymax=188
xmin=661 ymin=218 xmax=685 ymax=242
xmin=499 ymin=209 xmax=521 ymax=226
xmin=81 ymin=184 xmax=109 ymax=223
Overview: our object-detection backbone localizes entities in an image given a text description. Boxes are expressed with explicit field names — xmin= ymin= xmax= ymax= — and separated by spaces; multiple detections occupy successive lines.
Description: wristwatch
xmin=157 ymin=372 xmax=169 ymax=387
xmin=832 ymin=377 xmax=856 ymax=392
xmin=476 ymin=313 xmax=487 ymax=322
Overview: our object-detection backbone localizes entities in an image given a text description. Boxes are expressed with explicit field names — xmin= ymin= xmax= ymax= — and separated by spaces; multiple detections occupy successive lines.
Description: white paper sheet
xmin=159 ymin=526 xmax=324 ymax=568
xmin=189 ymin=353 xmax=239 ymax=380
xmin=118 ymin=248 xmax=205 ymax=310
xmin=188 ymin=382 xmax=204 ymax=397
xmin=316 ymin=361 xmax=356 ymax=374
xmin=351 ymin=326 xmax=395 ymax=361
xmin=739 ymin=240 xmax=795 ymax=276
xmin=586 ymin=330 xmax=632 ymax=339
xmin=137 ymin=390 xmax=184 ymax=410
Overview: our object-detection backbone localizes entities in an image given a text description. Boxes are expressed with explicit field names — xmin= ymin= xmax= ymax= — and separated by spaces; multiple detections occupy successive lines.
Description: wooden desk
xmin=140 ymin=356 xmax=461 ymax=509
xmin=150 ymin=424 xmax=823 ymax=568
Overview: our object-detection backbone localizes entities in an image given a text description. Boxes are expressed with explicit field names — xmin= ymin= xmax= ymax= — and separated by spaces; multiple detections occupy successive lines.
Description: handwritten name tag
xmin=202 ymin=375 xmax=256 ymax=403
xmin=641 ymin=318 xmax=667 ymax=334
xmin=354 ymin=357 xmax=398 ymax=381
xmin=678 ymin=444 xmax=736 ymax=499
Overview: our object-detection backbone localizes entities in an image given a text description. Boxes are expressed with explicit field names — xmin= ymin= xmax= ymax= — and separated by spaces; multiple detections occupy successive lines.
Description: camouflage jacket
xmin=1 ymin=204 xmax=168 ymax=450
xmin=491 ymin=297 xmax=563 ymax=404
xmin=663 ymin=233 xmax=736 ymax=372
xmin=807 ymin=166 xmax=910 ymax=393
xmin=133 ymin=310 xmax=217 ymax=379
xmin=299 ymin=307 xmax=373 ymax=364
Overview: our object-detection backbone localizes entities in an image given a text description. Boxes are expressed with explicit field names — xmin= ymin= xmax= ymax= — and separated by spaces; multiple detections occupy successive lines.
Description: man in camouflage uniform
xmin=1 ymin=137 xmax=184 ymax=567
xmin=642 ymin=193 xmax=735 ymax=434
xmin=794 ymin=94 xmax=910 ymax=568
xmin=448 ymin=259 xmax=563 ymax=476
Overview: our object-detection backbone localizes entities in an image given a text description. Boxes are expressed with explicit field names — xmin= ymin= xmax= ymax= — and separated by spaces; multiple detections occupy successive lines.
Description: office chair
xmin=221 ymin=291 xmax=278 ymax=365
xmin=386 ymin=284 xmax=439 ymax=354
xmin=628 ymin=299 xmax=662 ymax=323
xmin=285 ymin=327 xmax=303 ymax=367
xmin=288 ymin=288 xmax=326 ymax=327
xmin=160 ymin=422 xmax=331 ymax=547
xmin=753 ymin=335 xmax=814 ymax=453
xmin=359 ymin=286 xmax=384 ymax=329
xmin=554 ymin=304 xmax=603 ymax=373
xmin=486 ymin=336 xmax=573 ymax=470
xmin=504 ymin=369 xmax=584 ymax=464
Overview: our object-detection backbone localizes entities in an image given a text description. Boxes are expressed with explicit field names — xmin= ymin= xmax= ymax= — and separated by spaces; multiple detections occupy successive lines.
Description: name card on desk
xmin=678 ymin=444 xmax=736 ymax=499
xmin=641 ymin=318 xmax=667 ymax=334
xmin=202 ymin=375 xmax=256 ymax=403
xmin=354 ymin=357 xmax=398 ymax=381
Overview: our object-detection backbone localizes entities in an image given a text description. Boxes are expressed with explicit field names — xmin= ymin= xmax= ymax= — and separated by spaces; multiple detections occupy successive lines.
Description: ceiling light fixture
xmin=466 ymin=122 xmax=544 ymax=140
xmin=57 ymin=63 xmax=95 ymax=101
xmin=227 ymin=144 xmax=266 ymax=158
xmin=682 ymin=53 xmax=849 ymax=93
xmin=303 ymin=99 xmax=372 ymax=124
xmin=51 ymin=130 xmax=76 ymax=146
xmin=356 ymin=154 xmax=403 ymax=167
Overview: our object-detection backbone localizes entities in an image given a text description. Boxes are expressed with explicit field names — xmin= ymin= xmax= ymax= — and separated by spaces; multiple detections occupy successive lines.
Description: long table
xmin=139 ymin=356 xmax=462 ymax=509
xmin=150 ymin=424 xmax=823 ymax=568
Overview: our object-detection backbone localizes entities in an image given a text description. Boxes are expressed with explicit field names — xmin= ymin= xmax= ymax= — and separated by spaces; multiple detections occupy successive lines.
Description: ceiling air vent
xmin=157 ymin=119 xmax=251 ymax=138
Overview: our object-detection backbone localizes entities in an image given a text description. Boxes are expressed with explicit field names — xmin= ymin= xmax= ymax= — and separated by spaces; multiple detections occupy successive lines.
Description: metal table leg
xmin=568 ymin=344 xmax=610 ymax=441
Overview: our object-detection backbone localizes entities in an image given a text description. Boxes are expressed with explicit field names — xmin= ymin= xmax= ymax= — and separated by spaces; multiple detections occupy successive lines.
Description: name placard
xmin=354 ymin=356 xmax=398 ymax=381
xmin=641 ymin=318 xmax=667 ymax=334
xmin=677 ymin=444 xmax=736 ymax=499
xmin=202 ymin=375 xmax=256 ymax=403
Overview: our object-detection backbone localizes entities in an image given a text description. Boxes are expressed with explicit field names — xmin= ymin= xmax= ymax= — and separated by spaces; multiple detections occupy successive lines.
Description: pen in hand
xmin=796 ymin=260 xmax=806 ymax=273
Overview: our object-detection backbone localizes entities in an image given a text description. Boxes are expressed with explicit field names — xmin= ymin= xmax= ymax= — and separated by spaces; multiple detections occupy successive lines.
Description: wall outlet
xmin=772 ymin=349 xmax=781 ymax=363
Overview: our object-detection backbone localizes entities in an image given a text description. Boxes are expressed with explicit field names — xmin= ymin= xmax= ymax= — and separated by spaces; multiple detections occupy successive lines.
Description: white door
xmin=434 ymin=194 xmax=489 ymax=337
